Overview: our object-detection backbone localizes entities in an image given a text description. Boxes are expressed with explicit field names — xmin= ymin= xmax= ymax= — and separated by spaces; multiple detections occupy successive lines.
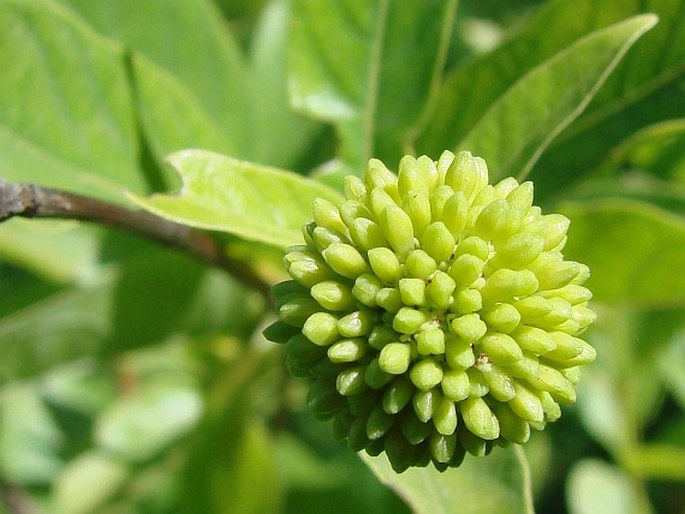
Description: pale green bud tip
xmin=265 ymin=151 xmax=596 ymax=472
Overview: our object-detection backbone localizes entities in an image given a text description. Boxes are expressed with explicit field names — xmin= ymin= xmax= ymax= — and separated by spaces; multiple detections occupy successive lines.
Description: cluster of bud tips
xmin=264 ymin=151 xmax=596 ymax=472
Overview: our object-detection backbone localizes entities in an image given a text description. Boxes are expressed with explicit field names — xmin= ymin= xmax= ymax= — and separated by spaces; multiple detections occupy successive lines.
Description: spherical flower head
xmin=264 ymin=151 xmax=596 ymax=472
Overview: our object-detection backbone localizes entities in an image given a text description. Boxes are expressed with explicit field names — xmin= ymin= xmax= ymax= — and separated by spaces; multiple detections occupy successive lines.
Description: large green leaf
xmin=567 ymin=460 xmax=641 ymax=514
xmin=361 ymin=446 xmax=533 ymax=514
xmin=0 ymin=0 xmax=144 ymax=202
xmin=289 ymin=0 xmax=457 ymax=172
xmin=561 ymin=198 xmax=685 ymax=307
xmin=131 ymin=150 xmax=344 ymax=248
xmin=454 ymin=14 xmax=656 ymax=181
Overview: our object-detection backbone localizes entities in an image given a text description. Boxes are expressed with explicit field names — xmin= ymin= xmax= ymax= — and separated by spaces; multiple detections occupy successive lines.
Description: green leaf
xmin=289 ymin=0 xmax=456 ymax=171
xmin=53 ymin=450 xmax=130 ymax=514
xmin=0 ymin=0 xmax=144 ymax=202
xmin=567 ymin=460 xmax=641 ymax=514
xmin=561 ymin=198 xmax=685 ymax=307
xmin=0 ymin=385 xmax=63 ymax=483
xmin=95 ymin=384 xmax=202 ymax=462
xmin=361 ymin=446 xmax=534 ymax=514
xmin=455 ymin=14 xmax=657 ymax=181
xmin=532 ymin=0 xmax=685 ymax=197
xmin=131 ymin=150 xmax=344 ymax=248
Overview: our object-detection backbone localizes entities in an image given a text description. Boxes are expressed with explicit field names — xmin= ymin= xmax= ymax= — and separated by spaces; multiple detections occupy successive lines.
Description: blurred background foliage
xmin=0 ymin=0 xmax=684 ymax=513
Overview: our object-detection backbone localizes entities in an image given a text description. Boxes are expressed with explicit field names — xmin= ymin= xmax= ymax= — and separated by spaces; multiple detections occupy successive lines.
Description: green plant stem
xmin=0 ymin=179 xmax=272 ymax=300
xmin=514 ymin=445 xmax=536 ymax=514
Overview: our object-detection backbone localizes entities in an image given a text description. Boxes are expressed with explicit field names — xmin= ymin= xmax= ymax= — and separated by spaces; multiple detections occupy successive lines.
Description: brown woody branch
xmin=0 ymin=179 xmax=271 ymax=300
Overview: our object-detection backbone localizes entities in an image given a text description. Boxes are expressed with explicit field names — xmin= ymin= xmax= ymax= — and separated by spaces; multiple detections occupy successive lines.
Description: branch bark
xmin=0 ymin=179 xmax=272 ymax=300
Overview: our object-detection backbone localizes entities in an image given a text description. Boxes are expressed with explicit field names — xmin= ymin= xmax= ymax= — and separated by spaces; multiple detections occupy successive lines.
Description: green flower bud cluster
xmin=264 ymin=151 xmax=596 ymax=472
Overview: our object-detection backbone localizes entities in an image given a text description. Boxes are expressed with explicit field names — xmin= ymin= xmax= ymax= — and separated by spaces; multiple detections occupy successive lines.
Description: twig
xmin=0 ymin=179 xmax=272 ymax=300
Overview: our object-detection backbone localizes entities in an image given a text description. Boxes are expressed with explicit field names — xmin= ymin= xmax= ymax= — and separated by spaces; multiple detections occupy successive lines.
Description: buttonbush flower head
xmin=265 ymin=151 xmax=596 ymax=472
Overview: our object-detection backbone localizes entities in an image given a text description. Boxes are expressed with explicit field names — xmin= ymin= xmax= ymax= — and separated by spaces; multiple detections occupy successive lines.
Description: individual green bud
xmin=441 ymin=191 xmax=468 ymax=238
xmin=310 ymin=358 xmax=345 ymax=378
xmin=448 ymin=254 xmax=485 ymax=287
xmin=369 ymin=187 xmax=398 ymax=221
xmin=285 ymin=334 xmax=326 ymax=363
xmin=321 ymin=242 xmax=369 ymax=279
xmin=482 ymin=303 xmax=522 ymax=334
xmin=457 ymin=421 xmax=488 ymax=457
xmin=272 ymin=279 xmax=308 ymax=299
xmin=402 ymin=413 xmax=433 ymax=444
xmin=482 ymin=365 xmax=516 ymax=402
xmin=310 ymin=281 xmax=356 ymax=311
xmin=572 ymin=305 xmax=597 ymax=332
xmin=312 ymin=198 xmax=348 ymax=236
xmin=536 ymin=390 xmax=561 ymax=422
xmin=534 ymin=260 xmax=582 ymax=291
xmin=332 ymin=408 xmax=355 ymax=440
xmin=376 ymin=287 xmax=403 ymax=313
xmin=480 ymin=332 xmax=523 ymax=366
xmin=263 ymin=320 xmax=300 ymax=344
xmin=433 ymin=397 xmax=458 ymax=435
xmin=493 ymin=177 xmax=519 ymax=199
xmin=327 ymin=338 xmax=368 ymax=363
xmin=450 ymin=313 xmax=487 ymax=342
xmin=397 ymin=155 xmax=424 ymax=196
xmin=431 ymin=431 xmax=461 ymax=465
xmin=455 ymin=236 xmax=490 ymax=261
xmin=540 ymin=213 xmax=570 ymax=251
xmin=347 ymin=414 xmax=371 ymax=451
xmin=430 ymin=185 xmax=455 ymax=220
xmin=505 ymin=350 xmax=540 ymax=380
xmin=399 ymin=277 xmax=427 ymax=307
xmin=364 ymin=357 xmax=395 ymax=389
xmin=466 ymin=368 xmax=490 ymax=397
xmin=403 ymin=190 xmax=432 ymax=237
xmin=405 ymin=250 xmax=437 ymax=279
xmin=348 ymin=218 xmax=386 ymax=253
xmin=542 ymin=335 xmax=596 ymax=367
xmin=367 ymin=325 xmax=397 ymax=350
xmin=338 ymin=310 xmax=376 ymax=337
xmin=285 ymin=355 xmax=313 ymax=378
xmin=506 ymin=181 xmax=534 ymax=213
xmin=383 ymin=378 xmax=415 ymax=414
xmin=336 ymin=366 xmax=368 ymax=396
xmin=421 ymin=221 xmax=456 ymax=263
xmin=384 ymin=428 xmax=422 ymax=472
xmin=307 ymin=380 xmax=343 ymax=418
xmin=380 ymin=205 xmax=415 ymax=258
xmin=525 ymin=363 xmax=576 ymax=403
xmin=474 ymin=199 xmax=512 ymax=241
xmin=490 ymin=401 xmax=530 ymax=444
xmin=367 ymin=247 xmax=402 ymax=284
xmin=508 ymin=381 xmax=544 ymax=424
xmin=352 ymin=274 xmax=382 ymax=306
xmin=513 ymin=296 xmax=552 ymax=323
xmin=393 ymin=307 xmax=429 ymax=335
xmin=444 ymin=150 xmax=488 ymax=201
xmin=410 ymin=358 xmax=444 ymax=391
xmin=451 ymin=288 xmax=483 ymax=314
xmin=302 ymin=312 xmax=340 ymax=346
xmin=312 ymin=226 xmax=344 ymax=251
xmin=379 ymin=342 xmax=413 ymax=374
xmin=366 ymin=405 xmax=396 ymax=440
xmin=413 ymin=388 xmax=440 ymax=422
xmin=286 ymin=250 xmax=338 ymax=287
xmin=558 ymin=364 xmax=581 ymax=383
xmin=344 ymin=175 xmax=367 ymax=202
xmin=461 ymin=397 xmax=500 ymax=440
xmin=511 ymin=325 xmax=557 ymax=353
xmin=481 ymin=269 xmax=539 ymax=303
xmin=339 ymin=199 xmax=371 ymax=226
xmin=490 ymin=232 xmax=545 ymax=270
xmin=441 ymin=369 xmax=470 ymax=402
xmin=365 ymin=158 xmax=398 ymax=193
xmin=445 ymin=336 xmax=476 ymax=369
xmin=425 ymin=271 xmax=457 ymax=309
xmin=538 ymin=284 xmax=592 ymax=305
xmin=416 ymin=328 xmax=446 ymax=355
xmin=534 ymin=297 xmax=573 ymax=329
